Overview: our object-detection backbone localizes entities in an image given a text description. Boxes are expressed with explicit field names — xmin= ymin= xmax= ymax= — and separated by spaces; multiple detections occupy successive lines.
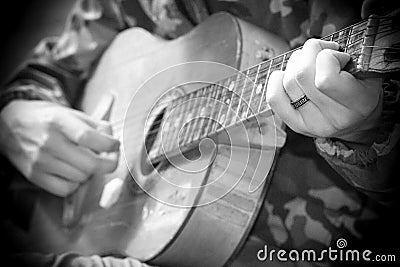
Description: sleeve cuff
xmin=0 ymin=82 xmax=69 ymax=113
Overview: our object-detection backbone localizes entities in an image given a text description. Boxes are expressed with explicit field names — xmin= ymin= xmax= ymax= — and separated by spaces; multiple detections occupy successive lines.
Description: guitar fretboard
xmin=148 ymin=19 xmax=372 ymax=161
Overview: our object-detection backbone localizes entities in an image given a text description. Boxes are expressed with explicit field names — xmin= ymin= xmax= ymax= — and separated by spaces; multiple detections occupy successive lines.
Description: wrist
xmin=0 ymin=85 xmax=44 ymax=113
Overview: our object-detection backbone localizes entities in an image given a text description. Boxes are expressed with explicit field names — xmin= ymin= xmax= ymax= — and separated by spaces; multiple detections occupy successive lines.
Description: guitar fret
xmin=178 ymin=93 xmax=196 ymax=147
xmin=224 ymin=74 xmax=240 ymax=127
xmin=191 ymin=86 xmax=208 ymax=141
xmin=156 ymin=104 xmax=174 ymax=158
xmin=197 ymin=85 xmax=214 ymax=139
xmin=252 ymin=62 xmax=269 ymax=112
xmin=203 ymin=84 xmax=217 ymax=137
xmin=213 ymin=78 xmax=231 ymax=131
xmin=216 ymin=78 xmax=232 ymax=130
xmin=226 ymin=74 xmax=241 ymax=125
xmin=234 ymin=69 xmax=250 ymax=124
xmin=257 ymin=59 xmax=273 ymax=113
xmin=239 ymin=67 xmax=259 ymax=120
xmin=344 ymin=26 xmax=353 ymax=53
xmin=245 ymin=64 xmax=261 ymax=118
xmin=183 ymin=89 xmax=202 ymax=145
xmin=208 ymin=83 xmax=223 ymax=135
xmin=151 ymin=16 xmax=385 ymax=161
xmin=165 ymin=95 xmax=188 ymax=153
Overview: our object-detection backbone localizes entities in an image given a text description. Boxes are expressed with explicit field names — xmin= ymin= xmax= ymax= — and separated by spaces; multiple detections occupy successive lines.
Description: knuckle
xmin=304 ymin=38 xmax=320 ymax=49
xmin=39 ymin=133 xmax=52 ymax=150
xmin=318 ymin=48 xmax=332 ymax=57
xmin=293 ymin=69 xmax=308 ymax=86
xmin=265 ymin=90 xmax=276 ymax=106
xmin=76 ymin=128 xmax=92 ymax=144
xmin=46 ymin=110 xmax=61 ymax=130
xmin=314 ymin=74 xmax=332 ymax=92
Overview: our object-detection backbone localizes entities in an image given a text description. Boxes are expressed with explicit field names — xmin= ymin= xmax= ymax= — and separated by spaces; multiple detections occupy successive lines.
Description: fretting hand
xmin=0 ymin=100 xmax=120 ymax=197
xmin=266 ymin=39 xmax=383 ymax=144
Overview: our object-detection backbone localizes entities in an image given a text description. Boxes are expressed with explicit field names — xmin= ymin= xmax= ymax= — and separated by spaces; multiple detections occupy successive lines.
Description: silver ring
xmin=290 ymin=95 xmax=310 ymax=109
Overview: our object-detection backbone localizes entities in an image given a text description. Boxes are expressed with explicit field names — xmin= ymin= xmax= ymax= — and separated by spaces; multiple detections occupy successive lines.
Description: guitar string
xmin=105 ymin=22 xmax=393 ymax=137
xmin=113 ymin=16 xmax=391 ymax=130
xmin=115 ymin=23 xmax=398 ymax=133
xmin=112 ymin=43 xmax=381 ymax=140
xmin=108 ymin=25 xmax=372 ymax=129
xmin=111 ymin=42 xmax=391 ymax=147
xmin=89 ymin=19 xmax=397 ymax=156
xmin=111 ymin=43 xmax=368 ymax=134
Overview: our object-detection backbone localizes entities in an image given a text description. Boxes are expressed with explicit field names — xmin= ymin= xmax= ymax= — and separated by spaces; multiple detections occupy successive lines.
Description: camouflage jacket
xmin=1 ymin=0 xmax=399 ymax=266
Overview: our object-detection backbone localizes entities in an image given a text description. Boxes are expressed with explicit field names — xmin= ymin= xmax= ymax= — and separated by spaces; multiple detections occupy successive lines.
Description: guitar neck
xmin=149 ymin=11 xmax=400 ymax=162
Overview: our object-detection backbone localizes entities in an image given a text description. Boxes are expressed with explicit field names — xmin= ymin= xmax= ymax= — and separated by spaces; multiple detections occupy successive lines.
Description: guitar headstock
xmin=363 ymin=9 xmax=400 ymax=76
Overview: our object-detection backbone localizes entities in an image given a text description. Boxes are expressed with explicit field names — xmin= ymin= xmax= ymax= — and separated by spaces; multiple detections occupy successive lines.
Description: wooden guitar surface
xmin=22 ymin=13 xmax=289 ymax=266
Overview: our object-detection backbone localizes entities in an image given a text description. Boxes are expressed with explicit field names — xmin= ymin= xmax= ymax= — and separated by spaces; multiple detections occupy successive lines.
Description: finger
xmin=315 ymin=49 xmax=363 ymax=108
xmin=95 ymin=152 xmax=119 ymax=175
xmin=76 ymin=128 xmax=120 ymax=153
xmin=295 ymin=39 xmax=340 ymax=98
xmin=302 ymin=39 xmax=339 ymax=57
xmin=45 ymin=131 xmax=99 ymax=175
xmin=315 ymin=49 xmax=380 ymax=118
xmin=56 ymin=114 xmax=120 ymax=153
xmin=71 ymin=109 xmax=106 ymax=128
xmin=282 ymin=50 xmax=306 ymax=101
xmin=45 ymin=131 xmax=119 ymax=176
xmin=266 ymin=71 xmax=309 ymax=134
xmin=36 ymin=154 xmax=87 ymax=183
xmin=31 ymin=172 xmax=79 ymax=197
xmin=73 ymin=110 xmax=115 ymax=135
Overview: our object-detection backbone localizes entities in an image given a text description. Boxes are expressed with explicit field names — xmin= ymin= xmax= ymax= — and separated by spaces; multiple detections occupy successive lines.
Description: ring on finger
xmin=290 ymin=95 xmax=310 ymax=109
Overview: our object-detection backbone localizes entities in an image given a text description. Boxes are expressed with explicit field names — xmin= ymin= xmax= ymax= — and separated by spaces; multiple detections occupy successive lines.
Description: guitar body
xmin=22 ymin=13 xmax=289 ymax=266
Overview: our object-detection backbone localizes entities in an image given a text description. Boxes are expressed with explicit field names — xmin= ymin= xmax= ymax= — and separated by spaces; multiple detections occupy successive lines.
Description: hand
xmin=0 ymin=100 xmax=120 ymax=197
xmin=266 ymin=39 xmax=382 ymax=144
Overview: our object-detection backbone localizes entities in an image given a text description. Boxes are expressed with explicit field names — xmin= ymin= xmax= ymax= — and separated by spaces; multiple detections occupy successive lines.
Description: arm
xmin=313 ymin=2 xmax=400 ymax=205
xmin=266 ymin=38 xmax=399 ymax=205
xmin=0 ymin=0 xmax=132 ymax=196
xmin=265 ymin=1 xmax=399 ymax=206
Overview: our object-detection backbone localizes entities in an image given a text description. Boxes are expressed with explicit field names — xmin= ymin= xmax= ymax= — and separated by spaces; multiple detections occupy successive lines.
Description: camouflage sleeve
xmin=315 ymin=80 xmax=400 ymax=205
xmin=0 ymin=0 xmax=134 ymax=110
xmin=11 ymin=252 xmax=153 ymax=267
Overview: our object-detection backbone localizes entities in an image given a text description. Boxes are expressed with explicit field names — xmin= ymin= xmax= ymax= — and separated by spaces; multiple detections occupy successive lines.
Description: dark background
xmin=0 ymin=0 xmax=73 ymax=85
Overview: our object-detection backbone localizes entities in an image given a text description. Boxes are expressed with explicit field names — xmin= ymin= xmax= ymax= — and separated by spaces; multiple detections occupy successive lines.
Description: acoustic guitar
xmin=8 ymin=11 xmax=400 ymax=267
